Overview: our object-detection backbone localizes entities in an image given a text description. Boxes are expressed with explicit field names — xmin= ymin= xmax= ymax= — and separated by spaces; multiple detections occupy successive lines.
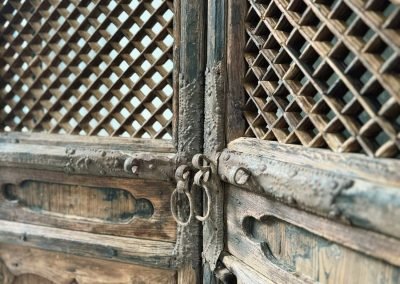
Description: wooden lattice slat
xmin=244 ymin=0 xmax=400 ymax=158
xmin=0 ymin=0 xmax=174 ymax=139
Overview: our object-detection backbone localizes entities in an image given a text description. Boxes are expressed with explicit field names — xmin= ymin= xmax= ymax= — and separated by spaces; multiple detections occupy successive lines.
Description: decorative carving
xmin=0 ymin=0 xmax=174 ymax=140
xmin=1 ymin=180 xmax=153 ymax=223
xmin=242 ymin=216 xmax=295 ymax=273
xmin=243 ymin=0 xmax=400 ymax=158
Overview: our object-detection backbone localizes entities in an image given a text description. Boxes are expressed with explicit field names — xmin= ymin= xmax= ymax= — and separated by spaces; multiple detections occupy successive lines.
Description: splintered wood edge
xmin=228 ymin=137 xmax=400 ymax=187
xmin=0 ymin=220 xmax=177 ymax=269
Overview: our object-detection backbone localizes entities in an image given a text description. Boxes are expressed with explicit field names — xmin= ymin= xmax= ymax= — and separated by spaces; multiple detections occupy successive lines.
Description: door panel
xmin=0 ymin=137 xmax=179 ymax=277
xmin=0 ymin=0 xmax=196 ymax=282
xmin=214 ymin=0 xmax=400 ymax=282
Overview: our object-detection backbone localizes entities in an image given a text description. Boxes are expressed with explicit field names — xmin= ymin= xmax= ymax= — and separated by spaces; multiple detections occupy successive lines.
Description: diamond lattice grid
xmin=0 ymin=0 xmax=174 ymax=139
xmin=244 ymin=0 xmax=400 ymax=158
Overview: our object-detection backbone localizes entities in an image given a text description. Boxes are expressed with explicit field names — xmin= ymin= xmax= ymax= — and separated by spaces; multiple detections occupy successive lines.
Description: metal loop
xmin=195 ymin=185 xmax=211 ymax=222
xmin=175 ymin=164 xmax=190 ymax=181
xmin=170 ymin=188 xmax=193 ymax=227
xmin=193 ymin=170 xmax=205 ymax=187
xmin=192 ymin=154 xmax=211 ymax=171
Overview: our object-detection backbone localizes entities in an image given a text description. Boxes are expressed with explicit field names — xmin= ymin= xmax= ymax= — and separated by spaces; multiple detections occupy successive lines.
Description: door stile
xmin=225 ymin=0 xmax=247 ymax=144
xmin=174 ymin=0 xmax=207 ymax=282
xmin=202 ymin=0 xmax=227 ymax=282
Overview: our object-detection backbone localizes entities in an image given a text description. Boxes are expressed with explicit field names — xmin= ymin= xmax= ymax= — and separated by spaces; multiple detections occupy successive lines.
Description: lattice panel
xmin=0 ymin=0 xmax=174 ymax=139
xmin=244 ymin=0 xmax=400 ymax=158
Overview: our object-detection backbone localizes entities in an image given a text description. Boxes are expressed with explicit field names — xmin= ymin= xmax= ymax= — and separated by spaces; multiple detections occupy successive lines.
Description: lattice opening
xmin=0 ymin=0 xmax=174 ymax=139
xmin=244 ymin=0 xmax=400 ymax=158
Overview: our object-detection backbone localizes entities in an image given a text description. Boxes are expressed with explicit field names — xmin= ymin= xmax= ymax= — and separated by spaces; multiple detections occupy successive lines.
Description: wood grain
xmin=225 ymin=0 xmax=247 ymax=143
xmin=221 ymin=254 xmax=276 ymax=284
xmin=0 ymin=142 xmax=176 ymax=181
xmin=0 ymin=244 xmax=177 ymax=284
xmin=228 ymin=138 xmax=400 ymax=187
xmin=226 ymin=186 xmax=400 ymax=283
xmin=0 ymin=132 xmax=175 ymax=153
xmin=2 ymin=180 xmax=153 ymax=223
xmin=174 ymin=0 xmax=207 ymax=281
xmin=220 ymin=140 xmax=400 ymax=240
xmin=0 ymin=167 xmax=176 ymax=241
xmin=0 ymin=220 xmax=176 ymax=269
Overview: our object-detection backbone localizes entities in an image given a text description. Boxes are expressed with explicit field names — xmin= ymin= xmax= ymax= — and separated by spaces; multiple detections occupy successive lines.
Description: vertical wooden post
xmin=177 ymin=0 xmax=206 ymax=160
xmin=176 ymin=0 xmax=207 ymax=283
xmin=226 ymin=0 xmax=247 ymax=143
xmin=203 ymin=0 xmax=226 ymax=283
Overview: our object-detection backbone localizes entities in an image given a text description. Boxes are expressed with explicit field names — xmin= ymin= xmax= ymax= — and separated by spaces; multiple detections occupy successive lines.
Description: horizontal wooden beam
xmin=0 ymin=142 xmax=176 ymax=181
xmin=220 ymin=138 xmax=400 ymax=240
xmin=0 ymin=220 xmax=176 ymax=269
xmin=0 ymin=132 xmax=175 ymax=153
xmin=228 ymin=138 xmax=400 ymax=186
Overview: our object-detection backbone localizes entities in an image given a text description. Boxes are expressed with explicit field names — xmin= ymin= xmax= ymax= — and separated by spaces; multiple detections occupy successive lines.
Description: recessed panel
xmin=0 ymin=167 xmax=176 ymax=242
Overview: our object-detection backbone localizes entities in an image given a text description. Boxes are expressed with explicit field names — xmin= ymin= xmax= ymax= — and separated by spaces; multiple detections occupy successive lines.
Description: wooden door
xmin=0 ymin=0 xmax=205 ymax=283
xmin=199 ymin=0 xmax=400 ymax=283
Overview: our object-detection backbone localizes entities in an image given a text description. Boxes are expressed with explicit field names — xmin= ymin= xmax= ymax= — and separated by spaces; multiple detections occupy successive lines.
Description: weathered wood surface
xmin=0 ymin=132 xmax=175 ymax=153
xmin=202 ymin=0 xmax=226 ymax=280
xmin=226 ymin=186 xmax=400 ymax=283
xmin=225 ymin=0 xmax=246 ymax=143
xmin=177 ymin=263 xmax=196 ymax=284
xmin=0 ymin=142 xmax=175 ymax=181
xmin=0 ymin=220 xmax=176 ymax=269
xmin=0 ymin=167 xmax=176 ymax=241
xmin=220 ymin=138 xmax=400 ymax=240
xmin=221 ymin=254 xmax=277 ymax=284
xmin=0 ymin=244 xmax=177 ymax=284
xmin=172 ymin=0 xmax=181 ymax=148
xmin=228 ymin=138 xmax=400 ymax=186
xmin=177 ymin=0 xmax=205 ymax=160
xmin=173 ymin=0 xmax=206 ymax=280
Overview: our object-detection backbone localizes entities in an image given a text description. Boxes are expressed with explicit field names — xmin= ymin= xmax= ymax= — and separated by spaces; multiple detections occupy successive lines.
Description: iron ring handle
xmin=170 ymin=188 xmax=193 ymax=227
xmin=195 ymin=184 xmax=211 ymax=222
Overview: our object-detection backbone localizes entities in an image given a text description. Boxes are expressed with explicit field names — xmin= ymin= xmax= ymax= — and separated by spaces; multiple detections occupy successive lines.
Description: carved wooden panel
xmin=243 ymin=0 xmax=400 ymax=158
xmin=0 ymin=167 xmax=176 ymax=241
xmin=3 ymin=181 xmax=153 ymax=222
xmin=226 ymin=185 xmax=400 ymax=284
xmin=0 ymin=243 xmax=177 ymax=284
xmin=0 ymin=0 xmax=174 ymax=139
